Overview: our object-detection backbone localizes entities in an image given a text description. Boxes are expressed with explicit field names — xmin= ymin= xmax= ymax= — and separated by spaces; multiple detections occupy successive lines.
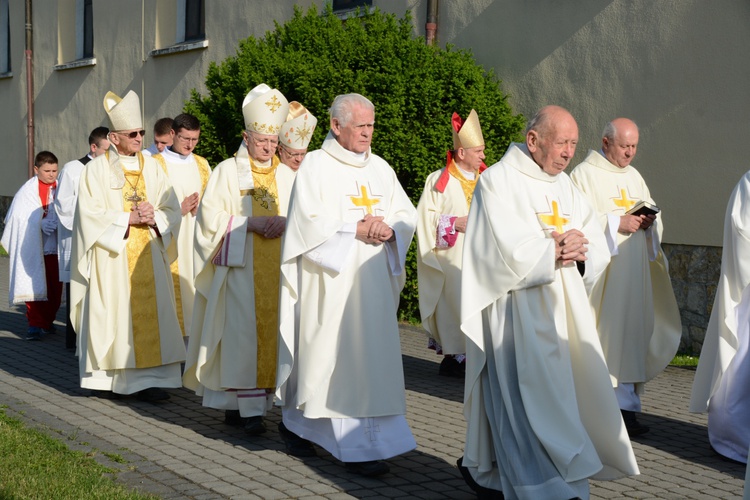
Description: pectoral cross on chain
xmin=127 ymin=188 xmax=143 ymax=208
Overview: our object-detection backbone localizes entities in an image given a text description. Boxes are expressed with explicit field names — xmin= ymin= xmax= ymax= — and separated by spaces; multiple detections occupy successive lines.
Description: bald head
xmin=602 ymin=118 xmax=639 ymax=168
xmin=526 ymin=105 xmax=579 ymax=175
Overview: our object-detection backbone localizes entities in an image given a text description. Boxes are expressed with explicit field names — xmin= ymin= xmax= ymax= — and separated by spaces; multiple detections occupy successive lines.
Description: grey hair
xmin=524 ymin=109 xmax=549 ymax=137
xmin=602 ymin=119 xmax=639 ymax=140
xmin=329 ymin=93 xmax=374 ymax=126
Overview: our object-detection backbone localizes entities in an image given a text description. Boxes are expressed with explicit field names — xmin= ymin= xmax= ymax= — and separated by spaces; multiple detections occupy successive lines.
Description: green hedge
xmin=185 ymin=5 xmax=525 ymax=323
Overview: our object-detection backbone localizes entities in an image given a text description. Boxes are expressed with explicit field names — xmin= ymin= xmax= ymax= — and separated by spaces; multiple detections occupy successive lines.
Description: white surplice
xmin=71 ymin=148 xmax=185 ymax=394
xmin=690 ymin=169 xmax=750 ymax=463
xmin=276 ymin=132 xmax=418 ymax=462
xmin=570 ymin=150 xmax=681 ymax=403
xmin=461 ymin=143 xmax=639 ymax=499
xmin=55 ymin=156 xmax=90 ymax=282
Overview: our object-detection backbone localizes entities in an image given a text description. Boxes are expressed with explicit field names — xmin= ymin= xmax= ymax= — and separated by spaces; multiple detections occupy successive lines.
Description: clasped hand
xmin=181 ymin=192 xmax=200 ymax=216
xmin=130 ymin=202 xmax=156 ymax=227
xmin=552 ymin=229 xmax=588 ymax=265
xmin=356 ymin=214 xmax=394 ymax=245
xmin=41 ymin=216 xmax=57 ymax=235
xmin=248 ymin=216 xmax=286 ymax=239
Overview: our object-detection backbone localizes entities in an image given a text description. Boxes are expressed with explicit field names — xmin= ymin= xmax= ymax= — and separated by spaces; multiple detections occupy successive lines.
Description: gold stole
xmin=153 ymin=154 xmax=211 ymax=336
xmin=122 ymin=162 xmax=162 ymax=368
xmin=250 ymin=156 xmax=281 ymax=388
xmin=448 ymin=160 xmax=480 ymax=206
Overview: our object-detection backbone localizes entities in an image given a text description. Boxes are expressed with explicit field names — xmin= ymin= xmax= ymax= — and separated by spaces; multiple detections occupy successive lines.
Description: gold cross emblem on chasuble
xmin=349 ymin=184 xmax=381 ymax=215
xmin=612 ymin=187 xmax=637 ymax=212
xmin=538 ymin=199 xmax=570 ymax=233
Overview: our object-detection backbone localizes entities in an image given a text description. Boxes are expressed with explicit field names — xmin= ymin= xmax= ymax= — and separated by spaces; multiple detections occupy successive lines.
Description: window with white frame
xmin=0 ymin=0 xmax=10 ymax=74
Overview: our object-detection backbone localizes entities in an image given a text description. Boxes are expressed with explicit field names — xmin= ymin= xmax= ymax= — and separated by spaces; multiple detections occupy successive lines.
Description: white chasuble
xmin=690 ymin=169 xmax=750 ymax=463
xmin=55 ymin=158 xmax=87 ymax=282
xmin=570 ymin=150 xmax=681 ymax=387
xmin=70 ymin=148 xmax=185 ymax=393
xmin=153 ymin=148 xmax=210 ymax=338
xmin=277 ymin=132 xmax=417 ymax=461
xmin=183 ymin=154 xmax=293 ymax=397
xmin=461 ymin=143 xmax=639 ymax=498
xmin=416 ymin=165 xmax=475 ymax=355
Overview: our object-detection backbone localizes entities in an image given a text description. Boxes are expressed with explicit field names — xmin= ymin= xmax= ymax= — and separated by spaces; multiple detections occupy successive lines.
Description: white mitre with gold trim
xmin=242 ymin=83 xmax=289 ymax=135
xmin=280 ymin=101 xmax=317 ymax=149
xmin=103 ymin=90 xmax=143 ymax=131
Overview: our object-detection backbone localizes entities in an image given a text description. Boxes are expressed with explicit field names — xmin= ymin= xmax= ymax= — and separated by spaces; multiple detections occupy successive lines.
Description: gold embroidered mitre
xmin=242 ymin=83 xmax=289 ymax=135
xmin=279 ymin=101 xmax=318 ymax=149
xmin=452 ymin=109 xmax=484 ymax=150
xmin=104 ymin=90 xmax=143 ymax=131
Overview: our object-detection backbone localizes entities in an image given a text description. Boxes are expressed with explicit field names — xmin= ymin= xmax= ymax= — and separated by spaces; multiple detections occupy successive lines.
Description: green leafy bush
xmin=186 ymin=5 xmax=525 ymax=323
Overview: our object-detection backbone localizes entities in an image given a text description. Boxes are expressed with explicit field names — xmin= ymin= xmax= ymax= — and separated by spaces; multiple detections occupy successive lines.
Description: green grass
xmin=0 ymin=409 xmax=156 ymax=500
xmin=670 ymin=354 xmax=699 ymax=367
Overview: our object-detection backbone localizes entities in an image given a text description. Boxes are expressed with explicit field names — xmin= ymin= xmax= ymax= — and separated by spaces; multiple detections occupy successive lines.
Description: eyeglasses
xmin=247 ymin=133 xmax=279 ymax=147
xmin=118 ymin=130 xmax=146 ymax=139
xmin=176 ymin=134 xmax=199 ymax=144
xmin=279 ymin=145 xmax=306 ymax=160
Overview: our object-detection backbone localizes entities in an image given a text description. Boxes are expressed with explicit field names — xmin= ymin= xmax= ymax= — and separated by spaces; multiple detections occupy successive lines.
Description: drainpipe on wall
xmin=25 ymin=0 xmax=34 ymax=178
xmin=425 ymin=0 xmax=438 ymax=46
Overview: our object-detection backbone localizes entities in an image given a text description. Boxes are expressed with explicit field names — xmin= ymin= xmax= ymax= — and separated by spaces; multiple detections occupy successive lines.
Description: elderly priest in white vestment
xmin=183 ymin=84 xmax=292 ymax=436
xmin=459 ymin=105 xmax=639 ymax=499
xmin=570 ymin=118 xmax=682 ymax=437
xmin=690 ymin=168 xmax=750 ymax=464
xmin=71 ymin=90 xmax=185 ymax=402
xmin=276 ymin=93 xmax=418 ymax=477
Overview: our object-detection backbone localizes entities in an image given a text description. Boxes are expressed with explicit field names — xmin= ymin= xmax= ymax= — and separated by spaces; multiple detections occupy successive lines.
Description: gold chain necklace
xmin=122 ymin=153 xmax=145 ymax=208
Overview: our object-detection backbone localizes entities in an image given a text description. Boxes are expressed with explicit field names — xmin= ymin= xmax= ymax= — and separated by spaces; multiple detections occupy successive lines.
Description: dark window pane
xmin=83 ymin=0 xmax=93 ymax=58
xmin=332 ymin=0 xmax=372 ymax=11
xmin=184 ymin=0 xmax=205 ymax=42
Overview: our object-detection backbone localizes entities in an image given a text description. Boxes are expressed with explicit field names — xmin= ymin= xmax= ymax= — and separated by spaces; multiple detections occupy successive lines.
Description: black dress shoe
xmin=439 ymin=356 xmax=466 ymax=378
xmin=244 ymin=416 xmax=267 ymax=436
xmin=456 ymin=457 xmax=505 ymax=499
xmin=224 ymin=410 xmax=247 ymax=426
xmin=344 ymin=460 xmax=390 ymax=477
xmin=278 ymin=422 xmax=317 ymax=457
xmin=136 ymin=387 xmax=170 ymax=402
xmin=621 ymin=410 xmax=649 ymax=436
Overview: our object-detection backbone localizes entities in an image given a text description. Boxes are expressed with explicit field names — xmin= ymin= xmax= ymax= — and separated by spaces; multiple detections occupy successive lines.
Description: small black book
xmin=626 ymin=200 xmax=660 ymax=217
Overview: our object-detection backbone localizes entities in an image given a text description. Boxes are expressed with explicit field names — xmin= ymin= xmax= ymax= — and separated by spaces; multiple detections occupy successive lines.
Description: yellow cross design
xmin=265 ymin=95 xmax=282 ymax=113
xmin=350 ymin=185 xmax=380 ymax=215
xmin=613 ymin=188 xmax=636 ymax=211
xmin=538 ymin=200 xmax=570 ymax=233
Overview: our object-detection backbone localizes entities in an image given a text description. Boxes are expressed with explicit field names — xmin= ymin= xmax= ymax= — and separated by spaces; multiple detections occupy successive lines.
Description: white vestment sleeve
xmin=645 ymin=221 xmax=659 ymax=261
xmin=384 ymin=229 xmax=404 ymax=276
xmin=605 ymin=213 xmax=620 ymax=256
xmin=304 ymin=222 xmax=356 ymax=273
xmin=98 ymin=213 xmax=131 ymax=254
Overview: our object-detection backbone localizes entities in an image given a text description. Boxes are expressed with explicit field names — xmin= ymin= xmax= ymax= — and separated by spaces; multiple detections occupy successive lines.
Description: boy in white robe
xmin=2 ymin=151 xmax=63 ymax=341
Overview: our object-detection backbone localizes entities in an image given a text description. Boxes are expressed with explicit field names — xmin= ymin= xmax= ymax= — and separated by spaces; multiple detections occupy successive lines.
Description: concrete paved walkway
xmin=0 ymin=256 xmax=745 ymax=499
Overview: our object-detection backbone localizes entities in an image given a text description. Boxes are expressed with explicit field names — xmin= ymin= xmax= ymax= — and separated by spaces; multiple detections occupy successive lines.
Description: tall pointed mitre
xmin=103 ymin=90 xmax=143 ymax=131
xmin=452 ymin=109 xmax=484 ymax=150
xmin=241 ymin=83 xmax=289 ymax=135
xmin=279 ymin=101 xmax=318 ymax=149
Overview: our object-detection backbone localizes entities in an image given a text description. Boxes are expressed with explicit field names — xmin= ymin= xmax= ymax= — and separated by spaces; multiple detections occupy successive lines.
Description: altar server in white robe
xmin=277 ymin=93 xmax=417 ymax=477
xmin=71 ymin=90 xmax=184 ymax=402
xmin=183 ymin=84 xmax=292 ymax=436
xmin=459 ymin=105 xmax=639 ymax=499
xmin=152 ymin=113 xmax=210 ymax=342
xmin=416 ymin=109 xmax=486 ymax=378
xmin=690 ymin=169 xmax=750 ymax=464
xmin=56 ymin=126 xmax=110 ymax=348
xmin=570 ymin=118 xmax=681 ymax=437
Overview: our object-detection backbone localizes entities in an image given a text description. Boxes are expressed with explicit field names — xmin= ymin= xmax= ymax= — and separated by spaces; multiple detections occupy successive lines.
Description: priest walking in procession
xmin=276 ymin=93 xmax=418 ymax=477
xmin=71 ymin=90 xmax=184 ymax=402
xmin=570 ymin=118 xmax=681 ymax=437
xmin=459 ymin=105 xmax=639 ymax=499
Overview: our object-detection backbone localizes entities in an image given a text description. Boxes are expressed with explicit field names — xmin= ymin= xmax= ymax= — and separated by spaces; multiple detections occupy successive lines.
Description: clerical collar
xmin=163 ymin=146 xmax=193 ymax=164
xmin=456 ymin=165 xmax=476 ymax=180
xmin=119 ymin=154 xmax=139 ymax=171
xmin=344 ymin=149 xmax=367 ymax=162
